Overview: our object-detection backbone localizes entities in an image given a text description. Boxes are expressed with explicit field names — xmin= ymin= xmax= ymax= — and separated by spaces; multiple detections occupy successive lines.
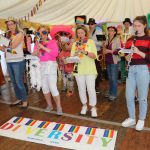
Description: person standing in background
xmin=120 ymin=18 xmax=134 ymax=83
xmin=0 ymin=59 xmax=6 ymax=94
xmin=103 ymin=26 xmax=121 ymax=101
xmin=71 ymin=25 xmax=98 ymax=117
xmin=33 ymin=25 xmax=62 ymax=115
xmin=88 ymin=18 xmax=103 ymax=93
xmin=122 ymin=16 xmax=150 ymax=131
xmin=0 ymin=17 xmax=28 ymax=108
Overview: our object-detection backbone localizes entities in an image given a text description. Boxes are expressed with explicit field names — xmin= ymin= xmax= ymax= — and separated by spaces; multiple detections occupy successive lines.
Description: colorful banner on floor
xmin=0 ymin=116 xmax=117 ymax=150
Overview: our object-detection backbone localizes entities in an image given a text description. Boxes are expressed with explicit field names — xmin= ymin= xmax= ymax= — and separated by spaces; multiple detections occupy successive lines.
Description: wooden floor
xmin=0 ymin=80 xmax=150 ymax=150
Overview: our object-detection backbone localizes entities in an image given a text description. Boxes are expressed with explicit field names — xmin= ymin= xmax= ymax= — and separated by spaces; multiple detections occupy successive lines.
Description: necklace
xmin=75 ymin=38 xmax=88 ymax=58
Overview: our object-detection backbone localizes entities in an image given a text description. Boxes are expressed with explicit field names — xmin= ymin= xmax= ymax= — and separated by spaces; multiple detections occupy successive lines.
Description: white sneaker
xmin=44 ymin=106 xmax=53 ymax=112
xmin=136 ymin=120 xmax=144 ymax=131
xmin=80 ymin=105 xmax=88 ymax=115
xmin=122 ymin=118 xmax=136 ymax=127
xmin=57 ymin=107 xmax=63 ymax=116
xmin=91 ymin=107 xmax=97 ymax=118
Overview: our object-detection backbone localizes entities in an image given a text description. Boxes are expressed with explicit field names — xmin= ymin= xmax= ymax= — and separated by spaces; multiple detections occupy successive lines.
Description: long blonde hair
xmin=6 ymin=20 xmax=23 ymax=39
xmin=75 ymin=25 xmax=89 ymax=40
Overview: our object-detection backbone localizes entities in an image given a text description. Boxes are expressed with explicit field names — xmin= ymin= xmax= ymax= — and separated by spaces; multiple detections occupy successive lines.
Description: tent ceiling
xmin=0 ymin=0 xmax=149 ymax=24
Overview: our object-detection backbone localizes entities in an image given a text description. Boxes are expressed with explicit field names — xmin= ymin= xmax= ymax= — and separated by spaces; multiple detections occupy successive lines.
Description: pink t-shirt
xmin=34 ymin=40 xmax=58 ymax=62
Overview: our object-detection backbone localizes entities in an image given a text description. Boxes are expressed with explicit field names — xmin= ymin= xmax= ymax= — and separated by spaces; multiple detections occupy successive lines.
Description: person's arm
xmin=105 ymin=38 xmax=121 ymax=55
xmin=10 ymin=32 xmax=24 ymax=49
xmin=38 ymin=43 xmax=51 ymax=53
xmin=83 ymin=39 xmax=97 ymax=59
xmin=133 ymin=46 xmax=150 ymax=62
xmin=32 ymin=42 xmax=39 ymax=56
xmin=0 ymin=46 xmax=5 ymax=52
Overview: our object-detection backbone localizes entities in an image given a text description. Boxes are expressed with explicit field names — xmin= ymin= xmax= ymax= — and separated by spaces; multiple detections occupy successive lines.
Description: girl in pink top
xmin=34 ymin=25 xmax=62 ymax=115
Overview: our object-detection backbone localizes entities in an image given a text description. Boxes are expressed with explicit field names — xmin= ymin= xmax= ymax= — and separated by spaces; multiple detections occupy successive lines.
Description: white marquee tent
xmin=0 ymin=0 xmax=150 ymax=24
xmin=0 ymin=0 xmax=150 ymax=75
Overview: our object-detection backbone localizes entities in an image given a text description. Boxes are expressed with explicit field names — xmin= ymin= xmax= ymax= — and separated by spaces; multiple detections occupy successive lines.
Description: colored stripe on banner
xmin=68 ymin=125 xmax=80 ymax=133
xmin=13 ymin=117 xmax=24 ymax=124
xmin=85 ymin=127 xmax=96 ymax=135
xmin=25 ymin=119 xmax=37 ymax=126
xmin=53 ymin=123 xmax=65 ymax=131
xmin=38 ymin=121 xmax=50 ymax=128
xmin=103 ymin=130 xmax=114 ymax=138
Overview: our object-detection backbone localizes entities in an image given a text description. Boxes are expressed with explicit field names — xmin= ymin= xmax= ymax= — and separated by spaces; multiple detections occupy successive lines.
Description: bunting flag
xmin=0 ymin=116 xmax=118 ymax=150
xmin=36 ymin=4 xmax=39 ymax=10
xmin=39 ymin=0 xmax=42 ymax=6
xmin=28 ymin=13 xmax=30 ymax=20
xmin=33 ymin=7 xmax=36 ymax=15
xmin=21 ymin=0 xmax=47 ymax=21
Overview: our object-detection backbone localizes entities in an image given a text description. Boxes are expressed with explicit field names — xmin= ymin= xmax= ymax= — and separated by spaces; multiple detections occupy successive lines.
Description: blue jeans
xmin=107 ymin=64 xmax=118 ymax=97
xmin=126 ymin=65 xmax=149 ymax=120
xmin=7 ymin=60 xmax=27 ymax=101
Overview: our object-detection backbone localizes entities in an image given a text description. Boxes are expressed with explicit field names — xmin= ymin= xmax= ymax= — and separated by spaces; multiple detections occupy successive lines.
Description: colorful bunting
xmin=19 ymin=0 xmax=47 ymax=21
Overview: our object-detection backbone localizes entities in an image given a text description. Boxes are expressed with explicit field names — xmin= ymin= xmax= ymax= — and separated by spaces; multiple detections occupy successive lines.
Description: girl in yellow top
xmin=71 ymin=25 xmax=98 ymax=117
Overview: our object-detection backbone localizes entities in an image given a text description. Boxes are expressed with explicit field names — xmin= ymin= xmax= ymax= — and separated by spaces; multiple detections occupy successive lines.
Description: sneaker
xmin=80 ymin=105 xmax=88 ymax=115
xmin=96 ymin=90 xmax=100 ymax=94
xmin=57 ymin=107 xmax=63 ymax=116
xmin=136 ymin=120 xmax=144 ymax=131
xmin=91 ymin=107 xmax=97 ymax=118
xmin=122 ymin=118 xmax=136 ymax=127
xmin=10 ymin=100 xmax=22 ymax=107
xmin=104 ymin=92 xmax=109 ymax=98
xmin=109 ymin=96 xmax=117 ymax=101
xmin=44 ymin=106 xmax=53 ymax=112
xmin=95 ymin=88 xmax=100 ymax=94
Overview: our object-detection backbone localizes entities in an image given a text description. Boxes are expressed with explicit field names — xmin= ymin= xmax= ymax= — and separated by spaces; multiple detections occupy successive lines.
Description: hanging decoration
xmin=21 ymin=0 xmax=47 ymax=22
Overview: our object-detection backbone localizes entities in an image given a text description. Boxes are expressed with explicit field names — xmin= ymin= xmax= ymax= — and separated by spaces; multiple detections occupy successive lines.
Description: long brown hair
xmin=133 ymin=15 xmax=148 ymax=35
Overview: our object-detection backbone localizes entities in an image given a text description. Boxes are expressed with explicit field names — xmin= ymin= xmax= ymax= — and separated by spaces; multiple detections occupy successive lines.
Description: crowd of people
xmin=0 ymin=15 xmax=149 ymax=131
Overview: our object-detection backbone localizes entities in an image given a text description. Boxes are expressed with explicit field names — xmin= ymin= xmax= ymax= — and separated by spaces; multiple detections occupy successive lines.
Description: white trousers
xmin=75 ymin=75 xmax=97 ymax=107
xmin=41 ymin=61 xmax=59 ymax=96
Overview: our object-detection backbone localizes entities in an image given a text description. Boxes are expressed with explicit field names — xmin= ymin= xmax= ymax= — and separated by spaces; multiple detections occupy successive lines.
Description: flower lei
xmin=8 ymin=33 xmax=17 ymax=54
xmin=75 ymin=38 xmax=88 ymax=58
xmin=39 ymin=39 xmax=49 ymax=56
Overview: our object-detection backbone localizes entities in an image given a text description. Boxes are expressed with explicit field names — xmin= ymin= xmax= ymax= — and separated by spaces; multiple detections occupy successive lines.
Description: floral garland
xmin=7 ymin=33 xmax=18 ymax=54
xmin=39 ymin=39 xmax=49 ymax=56
xmin=75 ymin=38 xmax=88 ymax=58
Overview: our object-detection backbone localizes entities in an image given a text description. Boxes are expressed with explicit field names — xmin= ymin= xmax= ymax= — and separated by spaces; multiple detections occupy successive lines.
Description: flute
xmin=126 ymin=31 xmax=138 ymax=77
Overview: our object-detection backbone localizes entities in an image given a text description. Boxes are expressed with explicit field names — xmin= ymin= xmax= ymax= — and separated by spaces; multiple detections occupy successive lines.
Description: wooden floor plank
xmin=0 ymin=80 xmax=150 ymax=150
